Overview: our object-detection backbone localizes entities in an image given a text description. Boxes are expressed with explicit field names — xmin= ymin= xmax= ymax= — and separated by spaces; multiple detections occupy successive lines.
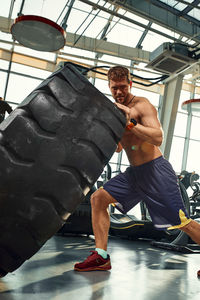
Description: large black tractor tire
xmin=0 ymin=62 xmax=126 ymax=276
xmin=57 ymin=185 xmax=96 ymax=236
xmin=57 ymin=163 xmax=112 ymax=236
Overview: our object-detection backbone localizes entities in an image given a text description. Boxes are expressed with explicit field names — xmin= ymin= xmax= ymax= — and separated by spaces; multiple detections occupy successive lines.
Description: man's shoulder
xmin=133 ymin=96 xmax=157 ymax=116
xmin=133 ymin=96 xmax=152 ymax=107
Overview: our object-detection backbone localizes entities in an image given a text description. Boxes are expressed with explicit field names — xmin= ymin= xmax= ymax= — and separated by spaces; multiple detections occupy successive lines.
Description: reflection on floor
xmin=0 ymin=234 xmax=200 ymax=300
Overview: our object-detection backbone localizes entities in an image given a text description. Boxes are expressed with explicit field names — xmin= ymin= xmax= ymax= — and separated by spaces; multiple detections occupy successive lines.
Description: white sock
xmin=95 ymin=248 xmax=108 ymax=259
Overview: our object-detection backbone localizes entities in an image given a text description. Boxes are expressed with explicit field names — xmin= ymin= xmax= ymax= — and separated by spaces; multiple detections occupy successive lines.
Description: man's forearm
xmin=129 ymin=123 xmax=163 ymax=146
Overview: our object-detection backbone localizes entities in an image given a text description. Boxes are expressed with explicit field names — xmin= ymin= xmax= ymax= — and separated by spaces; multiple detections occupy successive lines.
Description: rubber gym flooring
xmin=0 ymin=234 xmax=200 ymax=300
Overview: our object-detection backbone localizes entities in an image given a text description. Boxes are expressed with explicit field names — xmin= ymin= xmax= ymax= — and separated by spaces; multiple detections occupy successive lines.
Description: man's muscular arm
xmin=115 ymin=100 xmax=163 ymax=147
xmin=130 ymin=120 xmax=163 ymax=146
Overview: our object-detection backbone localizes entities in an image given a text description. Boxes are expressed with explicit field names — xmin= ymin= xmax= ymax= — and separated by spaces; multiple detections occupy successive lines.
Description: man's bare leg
xmin=181 ymin=220 xmax=200 ymax=277
xmin=90 ymin=188 xmax=117 ymax=251
xmin=181 ymin=219 xmax=200 ymax=245
xmin=74 ymin=188 xmax=115 ymax=271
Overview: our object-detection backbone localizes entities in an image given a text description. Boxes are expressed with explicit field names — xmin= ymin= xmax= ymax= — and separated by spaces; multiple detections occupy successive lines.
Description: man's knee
xmin=90 ymin=188 xmax=111 ymax=210
xmin=180 ymin=219 xmax=199 ymax=233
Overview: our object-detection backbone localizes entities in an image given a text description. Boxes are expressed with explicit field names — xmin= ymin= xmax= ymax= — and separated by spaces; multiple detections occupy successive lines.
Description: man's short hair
xmin=107 ymin=66 xmax=131 ymax=83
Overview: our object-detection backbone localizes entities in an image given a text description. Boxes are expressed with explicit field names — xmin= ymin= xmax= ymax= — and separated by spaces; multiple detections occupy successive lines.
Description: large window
xmin=169 ymin=111 xmax=188 ymax=173
xmin=190 ymin=115 xmax=200 ymax=140
xmin=169 ymin=137 xmax=185 ymax=173
xmin=169 ymin=88 xmax=200 ymax=175
xmin=2 ymin=62 xmax=51 ymax=108
xmin=186 ymin=140 xmax=200 ymax=174
xmin=5 ymin=73 xmax=42 ymax=105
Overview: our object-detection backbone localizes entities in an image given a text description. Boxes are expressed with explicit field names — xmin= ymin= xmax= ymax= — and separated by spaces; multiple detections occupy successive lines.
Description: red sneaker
xmin=74 ymin=251 xmax=111 ymax=272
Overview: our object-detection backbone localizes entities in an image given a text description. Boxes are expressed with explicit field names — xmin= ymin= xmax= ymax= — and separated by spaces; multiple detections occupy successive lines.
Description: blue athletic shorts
xmin=104 ymin=156 xmax=191 ymax=230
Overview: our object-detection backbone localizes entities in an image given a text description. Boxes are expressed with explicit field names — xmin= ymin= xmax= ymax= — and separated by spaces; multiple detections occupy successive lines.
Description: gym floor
xmin=0 ymin=234 xmax=200 ymax=300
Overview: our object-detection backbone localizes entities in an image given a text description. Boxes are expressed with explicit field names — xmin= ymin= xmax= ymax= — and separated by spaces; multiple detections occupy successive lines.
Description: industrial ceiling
xmin=1 ymin=0 xmax=200 ymax=84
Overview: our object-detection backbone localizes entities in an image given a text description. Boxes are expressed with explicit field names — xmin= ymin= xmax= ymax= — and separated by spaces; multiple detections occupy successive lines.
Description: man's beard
xmin=115 ymin=95 xmax=127 ymax=104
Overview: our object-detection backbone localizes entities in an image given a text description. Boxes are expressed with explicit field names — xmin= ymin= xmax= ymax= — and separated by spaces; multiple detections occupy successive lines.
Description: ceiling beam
xmin=0 ymin=48 xmax=55 ymax=72
xmin=1 ymin=47 xmax=199 ymax=95
xmin=0 ymin=17 xmax=200 ymax=95
xmin=136 ymin=21 xmax=152 ymax=49
xmin=0 ymin=16 xmax=13 ymax=33
xmin=107 ymin=0 xmax=200 ymax=43
xmin=178 ymin=0 xmax=200 ymax=16
xmin=65 ymin=32 xmax=150 ymax=62
xmin=0 ymin=16 xmax=150 ymax=63
xmin=147 ymin=0 xmax=200 ymax=26
xmin=78 ymin=0 xmax=180 ymax=42
xmin=0 ymin=47 xmax=165 ymax=95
